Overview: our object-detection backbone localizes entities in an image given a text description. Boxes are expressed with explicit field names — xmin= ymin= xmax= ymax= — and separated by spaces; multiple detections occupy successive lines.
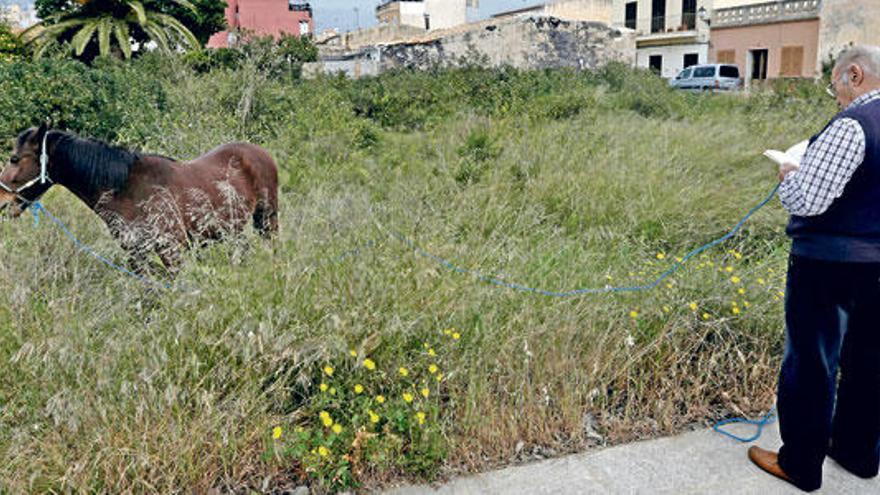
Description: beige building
xmin=612 ymin=0 xmax=713 ymax=79
xmin=493 ymin=0 xmax=613 ymax=23
xmin=709 ymin=0 xmax=820 ymax=84
xmin=376 ymin=0 xmax=468 ymax=31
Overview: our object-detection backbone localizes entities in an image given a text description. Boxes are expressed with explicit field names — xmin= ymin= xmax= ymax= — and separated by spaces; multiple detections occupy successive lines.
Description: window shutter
xmin=781 ymin=46 xmax=804 ymax=77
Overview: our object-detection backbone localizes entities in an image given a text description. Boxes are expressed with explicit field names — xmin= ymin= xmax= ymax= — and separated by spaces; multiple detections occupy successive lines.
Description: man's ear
xmin=849 ymin=65 xmax=864 ymax=87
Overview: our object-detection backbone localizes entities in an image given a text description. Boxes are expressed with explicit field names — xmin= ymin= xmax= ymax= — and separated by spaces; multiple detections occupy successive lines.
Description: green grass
xmin=0 ymin=59 xmax=838 ymax=492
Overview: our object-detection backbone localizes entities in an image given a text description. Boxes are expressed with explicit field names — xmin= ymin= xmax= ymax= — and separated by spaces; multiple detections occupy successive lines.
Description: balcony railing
xmin=682 ymin=12 xmax=696 ymax=30
xmin=651 ymin=15 xmax=665 ymax=33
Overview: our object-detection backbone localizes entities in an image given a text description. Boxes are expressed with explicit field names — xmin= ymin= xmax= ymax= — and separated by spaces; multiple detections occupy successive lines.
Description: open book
xmin=764 ymin=140 xmax=810 ymax=168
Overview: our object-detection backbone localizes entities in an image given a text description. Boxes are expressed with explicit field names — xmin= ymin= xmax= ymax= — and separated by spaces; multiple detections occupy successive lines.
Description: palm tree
xmin=22 ymin=0 xmax=200 ymax=59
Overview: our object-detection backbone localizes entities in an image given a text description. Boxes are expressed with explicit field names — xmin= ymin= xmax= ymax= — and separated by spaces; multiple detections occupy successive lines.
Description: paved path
xmin=387 ymin=423 xmax=880 ymax=494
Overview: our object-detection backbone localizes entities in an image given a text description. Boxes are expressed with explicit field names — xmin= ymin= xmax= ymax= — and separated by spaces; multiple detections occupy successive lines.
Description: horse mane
xmin=50 ymin=131 xmax=138 ymax=192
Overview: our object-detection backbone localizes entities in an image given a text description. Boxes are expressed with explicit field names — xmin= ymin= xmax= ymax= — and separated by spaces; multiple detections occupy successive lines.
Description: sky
xmin=313 ymin=0 xmax=545 ymax=33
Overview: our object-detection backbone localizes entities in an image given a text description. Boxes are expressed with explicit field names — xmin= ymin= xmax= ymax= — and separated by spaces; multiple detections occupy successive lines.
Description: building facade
xmin=709 ymin=0 xmax=820 ymax=84
xmin=376 ymin=0 xmax=468 ymax=31
xmin=207 ymin=0 xmax=314 ymax=48
xmin=817 ymin=0 xmax=880 ymax=69
xmin=612 ymin=0 xmax=713 ymax=79
xmin=493 ymin=0 xmax=613 ymax=23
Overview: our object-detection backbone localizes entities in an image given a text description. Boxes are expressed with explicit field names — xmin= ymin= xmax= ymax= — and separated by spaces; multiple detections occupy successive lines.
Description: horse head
xmin=0 ymin=123 xmax=54 ymax=218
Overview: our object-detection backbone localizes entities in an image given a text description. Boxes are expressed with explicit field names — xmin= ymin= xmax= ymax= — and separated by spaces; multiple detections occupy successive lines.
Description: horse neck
xmin=47 ymin=134 xmax=134 ymax=210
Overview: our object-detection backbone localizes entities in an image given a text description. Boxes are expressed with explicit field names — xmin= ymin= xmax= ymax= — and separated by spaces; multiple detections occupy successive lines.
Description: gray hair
xmin=835 ymin=45 xmax=880 ymax=78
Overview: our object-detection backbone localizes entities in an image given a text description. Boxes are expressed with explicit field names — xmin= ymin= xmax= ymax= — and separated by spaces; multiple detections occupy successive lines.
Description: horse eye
xmin=9 ymin=155 xmax=19 ymax=165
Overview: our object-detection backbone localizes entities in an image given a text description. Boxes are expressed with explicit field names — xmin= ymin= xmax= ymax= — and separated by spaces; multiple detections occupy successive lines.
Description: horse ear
xmin=30 ymin=122 xmax=50 ymax=145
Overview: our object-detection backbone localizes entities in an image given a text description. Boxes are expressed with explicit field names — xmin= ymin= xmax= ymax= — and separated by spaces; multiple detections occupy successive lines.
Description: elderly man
xmin=748 ymin=45 xmax=880 ymax=492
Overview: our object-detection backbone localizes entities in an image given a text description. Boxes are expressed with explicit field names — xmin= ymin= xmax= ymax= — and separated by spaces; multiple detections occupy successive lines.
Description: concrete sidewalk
xmin=387 ymin=423 xmax=880 ymax=494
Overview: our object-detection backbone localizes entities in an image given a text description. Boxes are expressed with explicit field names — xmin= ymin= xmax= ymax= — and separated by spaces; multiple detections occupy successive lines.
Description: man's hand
xmin=778 ymin=163 xmax=799 ymax=182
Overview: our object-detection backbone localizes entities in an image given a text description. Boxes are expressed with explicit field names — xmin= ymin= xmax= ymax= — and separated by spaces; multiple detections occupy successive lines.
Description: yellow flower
xmin=403 ymin=392 xmax=414 ymax=403
xmin=665 ymin=283 xmax=673 ymax=289
xmin=319 ymin=410 xmax=330 ymax=419
xmin=354 ymin=384 xmax=364 ymax=394
xmin=737 ymin=287 xmax=746 ymax=295
xmin=332 ymin=424 xmax=342 ymax=434
xmin=423 ymin=342 xmax=429 ymax=349
xmin=730 ymin=276 xmax=741 ymax=284
xmin=730 ymin=250 xmax=743 ymax=260
xmin=724 ymin=266 xmax=733 ymax=273
xmin=428 ymin=364 xmax=439 ymax=374
xmin=329 ymin=387 xmax=336 ymax=395
xmin=349 ymin=349 xmax=357 ymax=357
xmin=452 ymin=332 xmax=461 ymax=340
xmin=605 ymin=274 xmax=613 ymax=281
xmin=732 ymin=307 xmax=741 ymax=315
xmin=778 ymin=291 xmax=785 ymax=297
xmin=368 ymin=410 xmax=380 ymax=424
xmin=662 ymin=305 xmax=671 ymax=313
xmin=731 ymin=300 xmax=738 ymax=307
xmin=323 ymin=365 xmax=334 ymax=377
xmin=676 ymin=257 xmax=684 ymax=263
xmin=743 ymin=301 xmax=751 ymax=308
xmin=436 ymin=373 xmax=444 ymax=382
xmin=272 ymin=426 xmax=282 ymax=439
xmin=319 ymin=383 xmax=329 ymax=392
xmin=758 ymin=278 xmax=766 ymax=285
xmin=689 ymin=302 xmax=698 ymax=311
xmin=363 ymin=358 xmax=376 ymax=371
xmin=427 ymin=348 xmax=436 ymax=357
xmin=774 ymin=295 xmax=781 ymax=301
xmin=321 ymin=416 xmax=334 ymax=428
xmin=702 ymin=313 xmax=711 ymax=320
xmin=376 ymin=395 xmax=385 ymax=404
xmin=416 ymin=411 xmax=426 ymax=425
xmin=398 ymin=367 xmax=409 ymax=377
xmin=629 ymin=310 xmax=639 ymax=319
xmin=443 ymin=328 xmax=453 ymax=336
xmin=421 ymin=387 xmax=430 ymax=398
xmin=318 ymin=446 xmax=329 ymax=457
xmin=656 ymin=252 xmax=666 ymax=260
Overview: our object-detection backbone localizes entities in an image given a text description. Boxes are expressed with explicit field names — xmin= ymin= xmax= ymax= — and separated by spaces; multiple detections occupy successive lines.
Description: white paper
xmin=764 ymin=140 xmax=809 ymax=168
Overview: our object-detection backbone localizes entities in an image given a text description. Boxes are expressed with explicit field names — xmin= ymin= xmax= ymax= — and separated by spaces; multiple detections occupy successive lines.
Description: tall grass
xmin=0 ymin=57 xmax=838 ymax=492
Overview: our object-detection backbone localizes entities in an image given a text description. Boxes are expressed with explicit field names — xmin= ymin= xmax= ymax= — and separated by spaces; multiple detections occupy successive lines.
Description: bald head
xmin=832 ymin=45 xmax=880 ymax=108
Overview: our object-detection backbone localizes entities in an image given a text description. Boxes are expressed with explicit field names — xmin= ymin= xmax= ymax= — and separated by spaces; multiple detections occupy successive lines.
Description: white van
xmin=669 ymin=64 xmax=742 ymax=91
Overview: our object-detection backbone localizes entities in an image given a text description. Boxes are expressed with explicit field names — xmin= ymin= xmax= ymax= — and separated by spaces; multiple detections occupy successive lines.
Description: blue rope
xmin=713 ymin=406 xmax=777 ymax=443
xmin=387 ymin=184 xmax=781 ymax=297
xmin=31 ymin=202 xmax=173 ymax=290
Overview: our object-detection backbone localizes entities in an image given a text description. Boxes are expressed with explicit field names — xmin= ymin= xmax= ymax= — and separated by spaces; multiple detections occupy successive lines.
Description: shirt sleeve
xmin=778 ymin=118 xmax=866 ymax=217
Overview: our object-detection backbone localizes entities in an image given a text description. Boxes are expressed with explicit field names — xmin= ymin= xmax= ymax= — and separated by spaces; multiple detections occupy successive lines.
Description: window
xmin=649 ymin=55 xmax=663 ymax=75
xmin=720 ymin=66 xmax=740 ymax=78
xmin=625 ymin=2 xmax=637 ymax=30
xmin=683 ymin=53 xmax=699 ymax=68
xmin=693 ymin=66 xmax=715 ymax=78
xmin=681 ymin=0 xmax=696 ymax=30
xmin=424 ymin=14 xmax=430 ymax=30
xmin=677 ymin=68 xmax=693 ymax=79
xmin=781 ymin=46 xmax=804 ymax=77
xmin=299 ymin=20 xmax=310 ymax=35
xmin=716 ymin=50 xmax=735 ymax=64
xmin=651 ymin=0 xmax=666 ymax=33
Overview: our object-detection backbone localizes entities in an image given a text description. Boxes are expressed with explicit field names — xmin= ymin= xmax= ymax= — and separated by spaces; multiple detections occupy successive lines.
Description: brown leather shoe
xmin=748 ymin=446 xmax=796 ymax=485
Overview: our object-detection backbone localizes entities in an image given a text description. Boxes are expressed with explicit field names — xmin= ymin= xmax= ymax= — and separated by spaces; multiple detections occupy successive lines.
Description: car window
xmin=677 ymin=68 xmax=693 ymax=79
xmin=720 ymin=66 xmax=740 ymax=78
xmin=693 ymin=67 xmax=715 ymax=78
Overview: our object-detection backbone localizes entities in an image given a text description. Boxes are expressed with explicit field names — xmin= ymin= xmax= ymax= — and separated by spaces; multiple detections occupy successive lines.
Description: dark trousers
xmin=777 ymin=254 xmax=880 ymax=491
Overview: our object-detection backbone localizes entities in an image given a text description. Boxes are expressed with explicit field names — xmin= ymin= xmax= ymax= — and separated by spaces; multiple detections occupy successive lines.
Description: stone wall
xmin=306 ymin=16 xmax=636 ymax=78
xmin=817 ymin=0 xmax=880 ymax=68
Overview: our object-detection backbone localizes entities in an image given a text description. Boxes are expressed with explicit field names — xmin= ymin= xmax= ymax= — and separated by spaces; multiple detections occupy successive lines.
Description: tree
xmin=0 ymin=21 xmax=24 ymax=62
xmin=25 ymin=0 xmax=211 ymax=59
xmin=35 ymin=0 xmax=227 ymax=46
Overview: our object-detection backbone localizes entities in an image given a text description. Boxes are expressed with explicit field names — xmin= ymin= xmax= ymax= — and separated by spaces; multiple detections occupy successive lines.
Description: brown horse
xmin=0 ymin=124 xmax=279 ymax=274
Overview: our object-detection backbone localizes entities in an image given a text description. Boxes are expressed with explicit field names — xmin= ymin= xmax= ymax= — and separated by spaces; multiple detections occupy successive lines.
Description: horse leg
xmin=252 ymin=198 xmax=278 ymax=239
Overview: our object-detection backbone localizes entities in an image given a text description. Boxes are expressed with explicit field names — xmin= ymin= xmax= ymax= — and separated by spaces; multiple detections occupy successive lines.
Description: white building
xmin=611 ymin=0 xmax=712 ymax=79
xmin=376 ymin=0 xmax=469 ymax=31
